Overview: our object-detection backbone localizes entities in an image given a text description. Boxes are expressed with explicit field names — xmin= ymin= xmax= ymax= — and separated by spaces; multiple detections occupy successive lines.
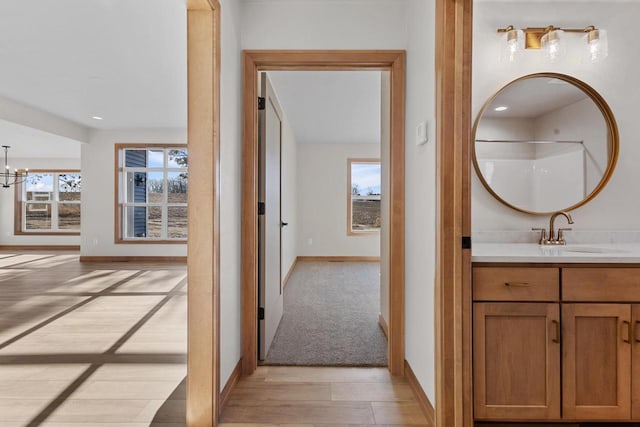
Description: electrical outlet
xmin=307 ymin=238 xmax=313 ymax=245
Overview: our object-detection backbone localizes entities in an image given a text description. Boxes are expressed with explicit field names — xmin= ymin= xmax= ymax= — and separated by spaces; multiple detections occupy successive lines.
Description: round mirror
xmin=473 ymin=73 xmax=618 ymax=214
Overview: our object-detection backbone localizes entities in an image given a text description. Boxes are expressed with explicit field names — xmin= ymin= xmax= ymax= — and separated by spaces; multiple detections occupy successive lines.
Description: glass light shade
xmin=541 ymin=29 xmax=566 ymax=63
xmin=501 ymin=28 xmax=525 ymax=62
xmin=584 ymin=29 xmax=608 ymax=62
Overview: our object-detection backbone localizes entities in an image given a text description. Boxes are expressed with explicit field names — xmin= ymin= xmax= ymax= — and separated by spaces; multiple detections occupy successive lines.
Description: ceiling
xmin=0 ymin=1 xmax=383 ymax=156
xmin=484 ymin=77 xmax=589 ymax=119
xmin=268 ymin=71 xmax=381 ymax=145
xmin=0 ymin=120 xmax=81 ymax=158
xmin=0 ymin=0 xmax=187 ymax=130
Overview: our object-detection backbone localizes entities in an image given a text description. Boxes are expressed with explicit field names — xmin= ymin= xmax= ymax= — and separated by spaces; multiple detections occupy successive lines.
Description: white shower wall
xmin=478 ymin=147 xmax=584 ymax=212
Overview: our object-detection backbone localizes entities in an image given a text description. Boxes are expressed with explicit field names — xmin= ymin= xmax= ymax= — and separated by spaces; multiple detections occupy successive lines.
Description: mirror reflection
xmin=474 ymin=73 xmax=617 ymax=214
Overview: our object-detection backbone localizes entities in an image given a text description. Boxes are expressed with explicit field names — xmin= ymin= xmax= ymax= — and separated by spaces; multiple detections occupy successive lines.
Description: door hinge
xmin=258 ymin=307 xmax=265 ymax=320
xmin=462 ymin=236 xmax=472 ymax=249
xmin=258 ymin=202 xmax=265 ymax=215
xmin=258 ymin=97 xmax=266 ymax=110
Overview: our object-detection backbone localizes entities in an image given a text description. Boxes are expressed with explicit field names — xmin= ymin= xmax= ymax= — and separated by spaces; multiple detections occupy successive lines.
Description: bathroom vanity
xmin=472 ymin=244 xmax=640 ymax=424
xmin=469 ymin=70 xmax=630 ymax=424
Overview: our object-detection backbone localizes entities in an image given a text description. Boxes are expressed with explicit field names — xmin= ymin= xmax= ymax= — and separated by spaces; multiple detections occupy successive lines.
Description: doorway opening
xmin=241 ymin=50 xmax=406 ymax=376
xmin=257 ymin=70 xmax=387 ymax=366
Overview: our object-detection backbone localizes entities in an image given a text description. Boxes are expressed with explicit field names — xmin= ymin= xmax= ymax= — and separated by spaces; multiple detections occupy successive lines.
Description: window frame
xmin=114 ymin=143 xmax=188 ymax=244
xmin=14 ymin=169 xmax=82 ymax=236
xmin=347 ymin=158 xmax=382 ymax=236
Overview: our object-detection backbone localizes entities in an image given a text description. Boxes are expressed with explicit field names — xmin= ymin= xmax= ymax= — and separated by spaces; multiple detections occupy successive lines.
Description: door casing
xmin=186 ymin=0 xmax=221 ymax=426
xmin=241 ymin=50 xmax=406 ymax=376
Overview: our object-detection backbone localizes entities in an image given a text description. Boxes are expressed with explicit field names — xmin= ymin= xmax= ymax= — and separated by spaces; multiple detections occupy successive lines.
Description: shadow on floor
xmin=150 ymin=376 xmax=186 ymax=426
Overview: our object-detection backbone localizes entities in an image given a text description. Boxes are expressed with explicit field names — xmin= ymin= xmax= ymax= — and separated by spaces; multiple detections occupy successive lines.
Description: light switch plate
xmin=416 ymin=121 xmax=428 ymax=145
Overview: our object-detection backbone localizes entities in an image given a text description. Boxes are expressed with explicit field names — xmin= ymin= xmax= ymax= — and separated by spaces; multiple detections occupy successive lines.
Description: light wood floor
xmin=220 ymin=366 xmax=431 ymax=426
xmin=0 ymin=252 xmax=187 ymax=426
xmin=0 ymin=251 xmax=430 ymax=426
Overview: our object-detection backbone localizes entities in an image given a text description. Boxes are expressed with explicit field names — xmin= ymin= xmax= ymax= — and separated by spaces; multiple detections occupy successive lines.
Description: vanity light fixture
xmin=585 ymin=27 xmax=608 ymax=62
xmin=499 ymin=25 xmax=525 ymax=62
xmin=497 ymin=25 xmax=608 ymax=63
xmin=494 ymin=106 xmax=509 ymax=112
xmin=541 ymin=28 xmax=566 ymax=63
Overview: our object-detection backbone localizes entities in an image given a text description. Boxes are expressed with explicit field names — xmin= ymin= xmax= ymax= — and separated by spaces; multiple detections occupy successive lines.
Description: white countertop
xmin=472 ymin=243 xmax=640 ymax=263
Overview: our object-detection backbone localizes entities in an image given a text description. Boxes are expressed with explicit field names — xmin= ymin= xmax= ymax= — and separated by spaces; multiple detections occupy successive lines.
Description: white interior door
xmin=258 ymin=72 xmax=284 ymax=361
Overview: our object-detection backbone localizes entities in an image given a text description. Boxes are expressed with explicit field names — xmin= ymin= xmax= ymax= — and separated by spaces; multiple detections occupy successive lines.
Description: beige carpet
xmin=264 ymin=261 xmax=387 ymax=366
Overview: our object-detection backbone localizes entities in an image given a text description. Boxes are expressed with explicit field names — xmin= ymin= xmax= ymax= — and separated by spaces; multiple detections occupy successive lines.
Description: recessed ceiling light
xmin=494 ymin=106 xmax=508 ymax=112
xmin=92 ymin=116 xmax=103 ymax=120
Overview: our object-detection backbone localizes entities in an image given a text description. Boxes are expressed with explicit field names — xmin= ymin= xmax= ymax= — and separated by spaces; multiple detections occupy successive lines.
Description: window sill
xmin=14 ymin=231 xmax=80 ymax=236
xmin=115 ymin=239 xmax=187 ymax=245
xmin=348 ymin=230 xmax=381 ymax=237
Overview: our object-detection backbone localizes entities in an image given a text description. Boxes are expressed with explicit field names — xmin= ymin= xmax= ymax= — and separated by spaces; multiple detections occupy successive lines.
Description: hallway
xmin=264 ymin=261 xmax=387 ymax=366
xmin=0 ymin=252 xmax=186 ymax=426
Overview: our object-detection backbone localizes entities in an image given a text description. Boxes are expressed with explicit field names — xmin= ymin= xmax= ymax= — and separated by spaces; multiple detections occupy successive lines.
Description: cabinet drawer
xmin=473 ymin=267 xmax=559 ymax=301
xmin=563 ymin=268 xmax=640 ymax=302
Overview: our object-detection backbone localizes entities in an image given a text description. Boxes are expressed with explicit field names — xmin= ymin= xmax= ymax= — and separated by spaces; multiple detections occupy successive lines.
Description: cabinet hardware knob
xmin=552 ymin=320 xmax=560 ymax=344
xmin=504 ymin=282 xmax=530 ymax=287
xmin=623 ymin=321 xmax=632 ymax=344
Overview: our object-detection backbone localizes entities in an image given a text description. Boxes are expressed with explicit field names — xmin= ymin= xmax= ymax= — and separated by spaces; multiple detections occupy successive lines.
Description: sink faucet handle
xmin=532 ymin=227 xmax=547 ymax=245
xmin=557 ymin=228 xmax=572 ymax=244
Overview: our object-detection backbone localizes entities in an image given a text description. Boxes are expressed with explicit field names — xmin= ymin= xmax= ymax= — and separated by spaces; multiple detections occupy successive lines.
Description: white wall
xmin=80 ymin=129 xmax=187 ymax=257
xmin=241 ymin=0 xmax=409 ymax=50
xmin=280 ymin=113 xmax=297 ymax=281
xmin=0 ymin=157 xmax=80 ymax=246
xmin=476 ymin=117 xmax=534 ymax=142
xmin=404 ymin=0 xmax=437 ymax=402
xmin=534 ymin=98 xmax=607 ymax=193
xmin=219 ymin=0 xmax=244 ymax=387
xmin=532 ymin=149 xmax=585 ymax=210
xmin=239 ymin=0 xmax=437 ymax=402
xmin=473 ymin=1 xmax=640 ymax=232
xmin=476 ymin=148 xmax=585 ymax=212
xmin=296 ymin=143 xmax=380 ymax=257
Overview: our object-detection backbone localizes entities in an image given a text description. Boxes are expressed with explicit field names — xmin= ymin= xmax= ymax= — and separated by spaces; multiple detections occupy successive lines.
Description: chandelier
xmin=1 ymin=146 xmax=27 ymax=188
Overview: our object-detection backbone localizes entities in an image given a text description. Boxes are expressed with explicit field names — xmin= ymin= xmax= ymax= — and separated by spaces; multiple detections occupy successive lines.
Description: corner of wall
xmin=219 ymin=0 xmax=244 ymax=387
xmin=404 ymin=0 xmax=437 ymax=402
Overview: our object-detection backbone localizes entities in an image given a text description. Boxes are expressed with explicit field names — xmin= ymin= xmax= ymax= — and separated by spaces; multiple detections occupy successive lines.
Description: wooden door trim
xmin=632 ymin=304 xmax=640 ymax=419
xmin=435 ymin=0 xmax=474 ymax=426
xmin=241 ymin=50 xmax=406 ymax=376
xmin=186 ymin=0 xmax=221 ymax=426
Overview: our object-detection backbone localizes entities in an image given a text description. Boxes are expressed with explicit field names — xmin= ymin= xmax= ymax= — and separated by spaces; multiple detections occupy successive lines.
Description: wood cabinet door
xmin=474 ymin=303 xmax=561 ymax=420
xmin=563 ymin=304 xmax=631 ymax=420
xmin=633 ymin=305 xmax=640 ymax=419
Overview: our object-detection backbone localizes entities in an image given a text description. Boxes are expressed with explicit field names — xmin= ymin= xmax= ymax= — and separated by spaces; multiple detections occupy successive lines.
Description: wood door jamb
xmin=241 ymin=50 xmax=406 ymax=376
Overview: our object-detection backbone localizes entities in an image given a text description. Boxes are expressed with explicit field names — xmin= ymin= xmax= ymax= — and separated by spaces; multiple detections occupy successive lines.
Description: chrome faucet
xmin=532 ymin=211 xmax=574 ymax=245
